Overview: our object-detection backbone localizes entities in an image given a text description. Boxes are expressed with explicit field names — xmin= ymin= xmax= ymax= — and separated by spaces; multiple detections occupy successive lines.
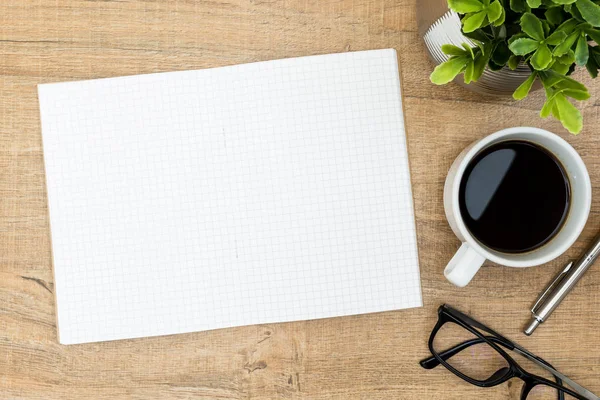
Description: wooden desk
xmin=1 ymin=1 xmax=599 ymax=398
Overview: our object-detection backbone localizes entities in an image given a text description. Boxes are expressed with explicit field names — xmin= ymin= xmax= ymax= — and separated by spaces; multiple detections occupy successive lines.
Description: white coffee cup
xmin=444 ymin=127 xmax=592 ymax=287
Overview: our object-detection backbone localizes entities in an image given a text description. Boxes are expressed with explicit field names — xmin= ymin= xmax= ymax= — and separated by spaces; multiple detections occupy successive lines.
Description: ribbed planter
xmin=417 ymin=0 xmax=538 ymax=96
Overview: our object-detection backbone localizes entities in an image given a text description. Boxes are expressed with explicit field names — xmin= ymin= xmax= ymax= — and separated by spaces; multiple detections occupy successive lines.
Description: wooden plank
xmin=0 ymin=0 xmax=599 ymax=398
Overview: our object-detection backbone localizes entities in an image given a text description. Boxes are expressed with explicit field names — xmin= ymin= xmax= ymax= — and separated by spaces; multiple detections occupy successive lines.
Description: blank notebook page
xmin=38 ymin=49 xmax=422 ymax=345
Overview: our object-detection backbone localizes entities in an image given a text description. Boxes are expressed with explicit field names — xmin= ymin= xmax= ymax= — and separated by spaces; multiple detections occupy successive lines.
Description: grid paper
xmin=38 ymin=49 xmax=422 ymax=345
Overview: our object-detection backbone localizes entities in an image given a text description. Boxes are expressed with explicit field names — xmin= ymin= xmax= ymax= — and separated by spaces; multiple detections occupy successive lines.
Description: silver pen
xmin=525 ymin=232 xmax=600 ymax=336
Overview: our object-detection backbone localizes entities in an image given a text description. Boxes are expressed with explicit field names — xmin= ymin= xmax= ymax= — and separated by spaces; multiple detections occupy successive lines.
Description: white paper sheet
xmin=38 ymin=49 xmax=422 ymax=345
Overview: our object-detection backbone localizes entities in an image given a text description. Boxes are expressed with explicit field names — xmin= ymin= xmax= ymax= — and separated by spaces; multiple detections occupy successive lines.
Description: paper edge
xmin=390 ymin=49 xmax=424 ymax=308
xmin=37 ymin=85 xmax=67 ymax=345
xmin=37 ymin=48 xmax=395 ymax=89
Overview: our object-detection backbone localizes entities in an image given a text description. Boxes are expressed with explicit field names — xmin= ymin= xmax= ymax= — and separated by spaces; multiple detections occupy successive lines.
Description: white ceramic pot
xmin=418 ymin=0 xmax=537 ymax=96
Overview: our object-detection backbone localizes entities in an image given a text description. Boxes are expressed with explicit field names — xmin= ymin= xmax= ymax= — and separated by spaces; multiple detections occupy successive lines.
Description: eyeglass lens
xmin=433 ymin=320 xmax=580 ymax=399
xmin=433 ymin=321 xmax=509 ymax=382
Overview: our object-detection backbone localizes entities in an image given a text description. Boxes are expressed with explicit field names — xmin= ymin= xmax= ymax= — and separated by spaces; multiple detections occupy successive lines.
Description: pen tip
xmin=524 ymin=318 xmax=541 ymax=336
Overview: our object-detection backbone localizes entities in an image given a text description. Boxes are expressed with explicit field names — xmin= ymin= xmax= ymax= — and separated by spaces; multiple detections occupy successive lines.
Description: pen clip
xmin=531 ymin=261 xmax=574 ymax=314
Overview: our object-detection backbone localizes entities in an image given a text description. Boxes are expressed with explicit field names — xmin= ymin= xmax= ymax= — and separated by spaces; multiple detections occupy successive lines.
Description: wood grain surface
xmin=1 ymin=1 xmax=599 ymax=399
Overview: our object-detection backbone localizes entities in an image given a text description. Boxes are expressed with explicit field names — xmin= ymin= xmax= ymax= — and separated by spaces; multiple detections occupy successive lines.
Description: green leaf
xmin=488 ymin=60 xmax=505 ymax=70
xmin=448 ymin=0 xmax=485 ymax=13
xmin=539 ymin=70 xmax=560 ymax=87
xmin=464 ymin=29 xmax=491 ymax=42
xmin=513 ymin=72 xmax=538 ymax=99
xmin=508 ymin=55 xmax=522 ymax=69
xmin=493 ymin=25 xmax=507 ymax=40
xmin=482 ymin=41 xmax=493 ymax=55
xmin=472 ymin=51 xmax=490 ymax=80
xmin=575 ymin=33 xmax=590 ymax=65
xmin=540 ymin=96 xmax=556 ymax=118
xmin=430 ymin=57 xmax=471 ymax=84
xmin=442 ymin=44 xmax=468 ymax=56
xmin=531 ymin=43 xmax=554 ymax=69
xmin=586 ymin=53 xmax=599 ymax=76
xmin=546 ymin=7 xmax=567 ymax=25
xmin=585 ymin=27 xmax=600 ymax=43
xmin=510 ymin=0 xmax=528 ymax=11
xmin=592 ymin=46 xmax=600 ymax=63
xmin=559 ymin=78 xmax=589 ymax=91
xmin=551 ymin=60 xmax=573 ymax=73
xmin=472 ymin=40 xmax=486 ymax=54
xmin=508 ymin=33 xmax=530 ymax=44
xmin=542 ymin=69 xmax=589 ymax=90
xmin=487 ymin=0 xmax=503 ymax=22
xmin=462 ymin=43 xmax=476 ymax=58
xmin=463 ymin=11 xmax=488 ymax=32
xmin=554 ymin=93 xmax=583 ymax=133
xmin=552 ymin=103 xmax=562 ymax=120
xmin=562 ymin=88 xmax=591 ymax=99
xmin=493 ymin=6 xmax=506 ymax=26
xmin=542 ymin=20 xmax=552 ymax=37
xmin=556 ymin=76 xmax=588 ymax=91
xmin=546 ymin=30 xmax=568 ymax=45
xmin=568 ymin=3 xmax=586 ymax=21
xmin=492 ymin=41 xmax=511 ymax=64
xmin=552 ymin=0 xmax=577 ymax=4
xmin=576 ymin=0 xmax=600 ymax=27
xmin=509 ymin=37 xmax=541 ymax=54
xmin=464 ymin=60 xmax=475 ymax=83
xmin=555 ymin=18 xmax=579 ymax=34
xmin=521 ymin=12 xmax=546 ymax=40
xmin=553 ymin=31 xmax=579 ymax=55
xmin=527 ymin=0 xmax=542 ymax=7
xmin=558 ymin=49 xmax=576 ymax=63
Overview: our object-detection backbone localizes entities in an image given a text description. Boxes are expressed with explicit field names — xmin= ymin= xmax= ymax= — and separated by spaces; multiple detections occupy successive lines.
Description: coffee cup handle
xmin=444 ymin=243 xmax=486 ymax=287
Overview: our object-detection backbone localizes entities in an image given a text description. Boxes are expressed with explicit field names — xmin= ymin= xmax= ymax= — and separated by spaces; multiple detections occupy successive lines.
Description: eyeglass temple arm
xmin=419 ymin=336 xmax=512 ymax=370
xmin=513 ymin=346 xmax=600 ymax=400
xmin=444 ymin=305 xmax=515 ymax=346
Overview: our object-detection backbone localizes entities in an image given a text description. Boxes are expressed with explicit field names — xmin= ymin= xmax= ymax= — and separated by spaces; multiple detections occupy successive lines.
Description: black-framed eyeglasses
xmin=419 ymin=305 xmax=599 ymax=400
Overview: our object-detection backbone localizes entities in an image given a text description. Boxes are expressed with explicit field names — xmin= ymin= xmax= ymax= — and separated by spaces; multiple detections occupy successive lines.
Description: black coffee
xmin=459 ymin=140 xmax=570 ymax=254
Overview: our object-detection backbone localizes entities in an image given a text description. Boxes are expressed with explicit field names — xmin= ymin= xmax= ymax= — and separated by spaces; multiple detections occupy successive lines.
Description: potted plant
xmin=427 ymin=0 xmax=600 ymax=134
